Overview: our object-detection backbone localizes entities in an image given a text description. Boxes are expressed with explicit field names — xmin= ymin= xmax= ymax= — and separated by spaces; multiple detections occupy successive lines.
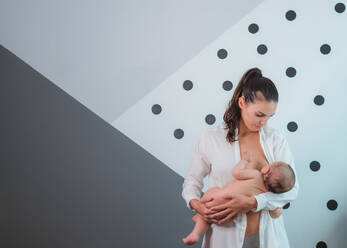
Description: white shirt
xmin=182 ymin=122 xmax=299 ymax=248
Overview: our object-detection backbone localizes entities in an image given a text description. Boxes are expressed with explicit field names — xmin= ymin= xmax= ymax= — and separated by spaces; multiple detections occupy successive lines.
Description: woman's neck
xmin=238 ymin=119 xmax=257 ymax=137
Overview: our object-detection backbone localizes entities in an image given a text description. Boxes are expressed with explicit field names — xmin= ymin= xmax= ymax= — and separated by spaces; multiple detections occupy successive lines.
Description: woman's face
xmin=238 ymin=94 xmax=277 ymax=132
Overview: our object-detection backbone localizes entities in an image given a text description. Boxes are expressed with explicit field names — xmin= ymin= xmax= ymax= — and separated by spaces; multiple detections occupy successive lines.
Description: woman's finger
xmin=206 ymin=217 xmax=219 ymax=224
xmin=204 ymin=208 xmax=218 ymax=216
xmin=218 ymin=210 xmax=239 ymax=224
xmin=201 ymin=197 xmax=213 ymax=203
xmin=205 ymin=212 xmax=220 ymax=219
xmin=211 ymin=204 xmax=228 ymax=212
xmin=228 ymin=211 xmax=238 ymax=220
xmin=218 ymin=212 xmax=234 ymax=224
xmin=209 ymin=208 xmax=231 ymax=219
xmin=206 ymin=217 xmax=218 ymax=224
xmin=204 ymin=199 xmax=218 ymax=208
xmin=205 ymin=208 xmax=218 ymax=215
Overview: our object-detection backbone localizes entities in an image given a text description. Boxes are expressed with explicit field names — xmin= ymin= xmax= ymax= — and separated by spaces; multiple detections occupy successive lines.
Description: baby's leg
xmin=182 ymin=187 xmax=221 ymax=245
xmin=269 ymin=207 xmax=282 ymax=218
xmin=182 ymin=214 xmax=209 ymax=245
xmin=202 ymin=186 xmax=229 ymax=206
xmin=202 ymin=187 xmax=222 ymax=200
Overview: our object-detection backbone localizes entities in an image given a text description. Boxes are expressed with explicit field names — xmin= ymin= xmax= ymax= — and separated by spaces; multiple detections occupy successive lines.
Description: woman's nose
xmin=260 ymin=117 xmax=269 ymax=126
xmin=260 ymin=119 xmax=267 ymax=126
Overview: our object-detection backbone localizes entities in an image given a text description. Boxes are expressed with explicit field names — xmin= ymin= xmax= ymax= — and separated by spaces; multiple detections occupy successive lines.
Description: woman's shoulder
xmin=207 ymin=122 xmax=228 ymax=135
xmin=199 ymin=122 xmax=227 ymax=140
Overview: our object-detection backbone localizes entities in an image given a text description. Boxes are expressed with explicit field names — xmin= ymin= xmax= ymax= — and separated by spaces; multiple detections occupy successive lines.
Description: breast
xmin=238 ymin=133 xmax=269 ymax=171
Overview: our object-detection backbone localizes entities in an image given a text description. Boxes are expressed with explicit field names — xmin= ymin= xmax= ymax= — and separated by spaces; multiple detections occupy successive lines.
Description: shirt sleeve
xmin=253 ymin=131 xmax=299 ymax=212
xmin=181 ymin=131 xmax=212 ymax=211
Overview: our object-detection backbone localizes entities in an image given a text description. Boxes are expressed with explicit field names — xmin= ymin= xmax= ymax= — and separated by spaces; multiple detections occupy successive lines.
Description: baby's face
xmin=260 ymin=162 xmax=284 ymax=191
xmin=261 ymin=162 xmax=294 ymax=193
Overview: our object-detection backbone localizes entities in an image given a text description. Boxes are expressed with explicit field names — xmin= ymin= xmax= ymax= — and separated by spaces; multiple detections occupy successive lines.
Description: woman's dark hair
xmin=223 ymin=67 xmax=279 ymax=143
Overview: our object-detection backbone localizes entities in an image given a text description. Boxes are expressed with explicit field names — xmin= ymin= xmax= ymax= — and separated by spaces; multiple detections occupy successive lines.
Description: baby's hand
xmin=269 ymin=207 xmax=283 ymax=218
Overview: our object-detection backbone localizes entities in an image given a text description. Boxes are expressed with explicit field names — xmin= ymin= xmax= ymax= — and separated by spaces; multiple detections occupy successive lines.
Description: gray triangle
xmin=0 ymin=45 xmax=201 ymax=248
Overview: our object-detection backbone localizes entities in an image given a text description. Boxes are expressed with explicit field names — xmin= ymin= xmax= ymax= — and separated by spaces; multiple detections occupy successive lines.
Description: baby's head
xmin=261 ymin=162 xmax=295 ymax=193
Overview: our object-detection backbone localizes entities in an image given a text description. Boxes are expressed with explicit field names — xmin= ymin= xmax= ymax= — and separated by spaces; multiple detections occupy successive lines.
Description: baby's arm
xmin=232 ymin=159 xmax=260 ymax=180
xmin=232 ymin=159 xmax=282 ymax=218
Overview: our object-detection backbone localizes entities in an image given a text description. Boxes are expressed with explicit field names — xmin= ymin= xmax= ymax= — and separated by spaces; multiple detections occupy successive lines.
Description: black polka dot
xmin=285 ymin=10 xmax=296 ymax=21
xmin=151 ymin=104 xmax=162 ymax=115
xmin=174 ymin=129 xmax=184 ymax=139
xmin=310 ymin=161 xmax=321 ymax=172
xmin=223 ymin=81 xmax=233 ymax=91
xmin=257 ymin=44 xmax=268 ymax=55
xmin=287 ymin=121 xmax=298 ymax=132
xmin=335 ymin=2 xmax=345 ymax=13
xmin=205 ymin=114 xmax=216 ymax=125
xmin=320 ymin=44 xmax=331 ymax=55
xmin=327 ymin=200 xmax=338 ymax=210
xmin=316 ymin=241 xmax=327 ymax=248
xmin=286 ymin=67 xmax=296 ymax=78
xmin=283 ymin=203 xmax=290 ymax=209
xmin=314 ymin=95 xmax=325 ymax=105
xmin=183 ymin=80 xmax=193 ymax=91
xmin=217 ymin=49 xmax=228 ymax=59
xmin=248 ymin=23 xmax=259 ymax=34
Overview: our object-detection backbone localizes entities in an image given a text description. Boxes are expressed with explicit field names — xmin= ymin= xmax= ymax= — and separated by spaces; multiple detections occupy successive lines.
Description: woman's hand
xmin=190 ymin=198 xmax=219 ymax=224
xmin=205 ymin=194 xmax=257 ymax=224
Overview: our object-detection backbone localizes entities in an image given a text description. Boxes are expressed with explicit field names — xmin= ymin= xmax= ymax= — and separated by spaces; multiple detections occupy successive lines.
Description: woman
xmin=182 ymin=67 xmax=299 ymax=248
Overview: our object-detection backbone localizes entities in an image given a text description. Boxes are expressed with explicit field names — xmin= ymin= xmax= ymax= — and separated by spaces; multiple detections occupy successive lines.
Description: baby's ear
xmin=261 ymin=165 xmax=270 ymax=174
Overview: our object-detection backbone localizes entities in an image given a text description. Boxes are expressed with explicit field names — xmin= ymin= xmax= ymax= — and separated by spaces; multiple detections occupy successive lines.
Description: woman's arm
xmin=252 ymin=132 xmax=299 ymax=212
xmin=182 ymin=131 xmax=212 ymax=211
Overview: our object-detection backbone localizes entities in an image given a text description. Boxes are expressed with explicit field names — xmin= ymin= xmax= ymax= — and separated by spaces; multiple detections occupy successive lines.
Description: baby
xmin=182 ymin=151 xmax=296 ymax=245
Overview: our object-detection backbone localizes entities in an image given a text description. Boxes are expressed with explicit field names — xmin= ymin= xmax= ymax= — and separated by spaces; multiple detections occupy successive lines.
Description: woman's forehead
xmin=250 ymin=100 xmax=277 ymax=114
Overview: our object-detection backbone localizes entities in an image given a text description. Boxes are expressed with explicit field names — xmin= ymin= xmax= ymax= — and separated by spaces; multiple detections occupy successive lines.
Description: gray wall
xmin=0 ymin=45 xmax=194 ymax=247
xmin=0 ymin=1 xmax=263 ymax=247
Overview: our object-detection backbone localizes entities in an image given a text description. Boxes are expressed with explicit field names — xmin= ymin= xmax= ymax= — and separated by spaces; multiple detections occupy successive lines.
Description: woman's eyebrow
xmin=258 ymin=111 xmax=275 ymax=117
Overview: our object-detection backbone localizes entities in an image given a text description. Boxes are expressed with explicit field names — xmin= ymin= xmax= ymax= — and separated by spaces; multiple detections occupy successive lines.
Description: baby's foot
xmin=269 ymin=207 xmax=282 ymax=218
xmin=182 ymin=232 xmax=200 ymax=246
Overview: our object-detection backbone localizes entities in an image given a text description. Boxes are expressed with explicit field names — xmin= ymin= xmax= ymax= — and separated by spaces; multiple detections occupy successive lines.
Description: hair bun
xmin=250 ymin=68 xmax=262 ymax=78
xmin=241 ymin=67 xmax=262 ymax=86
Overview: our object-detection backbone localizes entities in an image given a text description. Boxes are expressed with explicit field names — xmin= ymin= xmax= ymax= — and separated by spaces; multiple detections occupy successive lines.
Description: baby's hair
xmin=265 ymin=162 xmax=296 ymax=194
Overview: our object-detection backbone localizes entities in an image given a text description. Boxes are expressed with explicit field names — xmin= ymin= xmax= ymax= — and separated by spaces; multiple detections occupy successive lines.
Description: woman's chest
xmin=238 ymin=133 xmax=269 ymax=170
xmin=205 ymin=131 xmax=270 ymax=185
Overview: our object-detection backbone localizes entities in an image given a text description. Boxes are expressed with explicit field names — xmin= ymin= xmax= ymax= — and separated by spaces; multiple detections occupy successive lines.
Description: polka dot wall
xmin=112 ymin=0 xmax=347 ymax=247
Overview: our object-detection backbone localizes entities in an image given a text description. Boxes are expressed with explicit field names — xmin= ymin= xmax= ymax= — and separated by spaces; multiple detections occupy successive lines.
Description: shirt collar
xmin=220 ymin=122 xmax=265 ymax=140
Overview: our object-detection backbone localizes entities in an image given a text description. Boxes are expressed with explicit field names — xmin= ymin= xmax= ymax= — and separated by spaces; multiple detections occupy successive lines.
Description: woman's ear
xmin=238 ymin=96 xmax=245 ymax=109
